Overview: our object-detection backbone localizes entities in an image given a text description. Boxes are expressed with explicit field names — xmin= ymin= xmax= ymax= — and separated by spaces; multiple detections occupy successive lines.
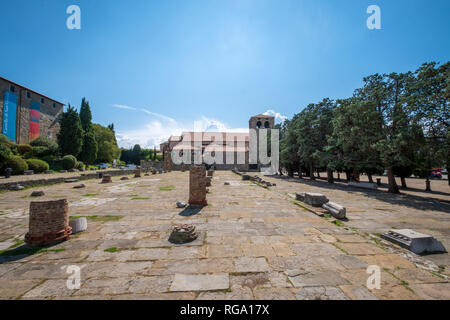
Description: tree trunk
xmin=345 ymin=171 xmax=351 ymax=182
xmin=298 ymin=167 xmax=302 ymax=179
xmin=316 ymin=169 xmax=320 ymax=178
xmin=288 ymin=169 xmax=294 ymax=178
xmin=386 ymin=167 xmax=400 ymax=194
xmin=309 ymin=160 xmax=315 ymax=180
xmin=368 ymin=174 xmax=373 ymax=183
xmin=337 ymin=172 xmax=340 ymax=181
xmin=327 ymin=168 xmax=334 ymax=184
xmin=447 ymin=166 xmax=449 ymax=186
xmin=400 ymin=177 xmax=407 ymax=189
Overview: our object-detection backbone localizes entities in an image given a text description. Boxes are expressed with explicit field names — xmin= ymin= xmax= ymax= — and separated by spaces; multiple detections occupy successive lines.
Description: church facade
xmin=160 ymin=114 xmax=275 ymax=171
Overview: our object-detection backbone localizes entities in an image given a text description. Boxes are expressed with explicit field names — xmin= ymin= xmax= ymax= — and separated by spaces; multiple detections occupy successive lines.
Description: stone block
xmin=304 ymin=193 xmax=329 ymax=207
xmin=176 ymin=201 xmax=187 ymax=208
xmin=188 ymin=165 xmax=207 ymax=206
xmin=322 ymin=202 xmax=346 ymax=219
xmin=69 ymin=217 xmax=88 ymax=234
xmin=295 ymin=192 xmax=306 ymax=201
xmin=242 ymin=174 xmax=250 ymax=181
xmin=30 ymin=191 xmax=45 ymax=197
xmin=348 ymin=182 xmax=378 ymax=190
xmin=381 ymin=229 xmax=447 ymax=254
xmin=24 ymin=170 xmax=34 ymax=175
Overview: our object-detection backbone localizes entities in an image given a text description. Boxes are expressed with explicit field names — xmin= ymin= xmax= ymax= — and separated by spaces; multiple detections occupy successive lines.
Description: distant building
xmin=0 ymin=76 xmax=64 ymax=144
xmin=160 ymin=114 xmax=275 ymax=171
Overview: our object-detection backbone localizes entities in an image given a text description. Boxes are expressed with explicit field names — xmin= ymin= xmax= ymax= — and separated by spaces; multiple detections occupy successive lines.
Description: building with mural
xmin=0 ymin=76 xmax=64 ymax=144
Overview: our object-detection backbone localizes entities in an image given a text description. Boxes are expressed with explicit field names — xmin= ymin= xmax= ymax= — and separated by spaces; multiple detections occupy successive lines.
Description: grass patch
xmin=9 ymin=239 xmax=25 ymax=249
xmin=104 ymin=247 xmax=118 ymax=253
xmin=369 ymin=235 xmax=387 ymax=250
xmin=83 ymin=193 xmax=98 ymax=197
xmin=332 ymin=243 xmax=348 ymax=254
xmin=131 ymin=197 xmax=150 ymax=200
xmin=159 ymin=185 xmax=175 ymax=191
xmin=332 ymin=220 xmax=344 ymax=227
xmin=70 ymin=215 xmax=123 ymax=222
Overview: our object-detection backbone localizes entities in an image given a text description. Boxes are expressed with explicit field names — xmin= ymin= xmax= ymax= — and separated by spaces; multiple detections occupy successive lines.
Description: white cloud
xmin=263 ymin=109 xmax=288 ymax=123
xmin=114 ymin=105 xmax=248 ymax=149
xmin=112 ymin=104 xmax=136 ymax=110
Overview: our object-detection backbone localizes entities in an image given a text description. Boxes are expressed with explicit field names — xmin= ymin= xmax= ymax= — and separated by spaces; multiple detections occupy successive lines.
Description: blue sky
xmin=0 ymin=0 xmax=449 ymax=148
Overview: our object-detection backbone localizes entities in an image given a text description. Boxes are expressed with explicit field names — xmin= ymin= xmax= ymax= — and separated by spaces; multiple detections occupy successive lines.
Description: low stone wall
xmin=0 ymin=169 xmax=136 ymax=191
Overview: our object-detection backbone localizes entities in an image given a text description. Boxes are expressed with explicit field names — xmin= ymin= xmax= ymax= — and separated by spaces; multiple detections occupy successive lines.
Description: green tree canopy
xmin=57 ymin=105 xmax=83 ymax=157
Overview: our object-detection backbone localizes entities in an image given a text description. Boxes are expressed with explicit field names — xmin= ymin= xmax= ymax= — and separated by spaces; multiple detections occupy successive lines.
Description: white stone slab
xmin=170 ymin=274 xmax=229 ymax=292
xmin=348 ymin=182 xmax=378 ymax=190
xmin=381 ymin=229 xmax=447 ymax=254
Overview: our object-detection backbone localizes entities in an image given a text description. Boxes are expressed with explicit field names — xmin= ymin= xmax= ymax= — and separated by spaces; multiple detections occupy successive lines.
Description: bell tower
xmin=249 ymin=114 xmax=275 ymax=130
xmin=248 ymin=114 xmax=275 ymax=170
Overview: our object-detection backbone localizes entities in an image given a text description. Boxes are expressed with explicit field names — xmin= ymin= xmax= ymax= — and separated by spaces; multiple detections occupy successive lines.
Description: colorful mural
xmin=2 ymin=91 xmax=18 ymax=141
xmin=29 ymin=101 xmax=40 ymax=141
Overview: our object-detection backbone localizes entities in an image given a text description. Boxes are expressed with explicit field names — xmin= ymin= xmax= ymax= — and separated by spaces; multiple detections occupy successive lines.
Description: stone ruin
xmin=206 ymin=176 xmax=212 ymax=187
xmin=69 ymin=217 xmax=88 ymax=234
xmin=188 ymin=165 xmax=207 ymax=206
xmin=303 ymin=193 xmax=329 ymax=207
xmin=296 ymin=192 xmax=346 ymax=219
xmin=382 ymin=229 xmax=447 ymax=254
xmin=207 ymin=170 xmax=214 ymax=177
xmin=134 ymin=169 xmax=141 ymax=178
xmin=168 ymin=224 xmax=198 ymax=244
xmin=25 ymin=199 xmax=72 ymax=246
xmin=322 ymin=202 xmax=346 ymax=219
xmin=101 ymin=174 xmax=112 ymax=183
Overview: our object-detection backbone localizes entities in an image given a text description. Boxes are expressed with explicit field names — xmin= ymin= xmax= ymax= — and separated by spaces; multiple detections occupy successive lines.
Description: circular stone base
xmin=168 ymin=224 xmax=198 ymax=244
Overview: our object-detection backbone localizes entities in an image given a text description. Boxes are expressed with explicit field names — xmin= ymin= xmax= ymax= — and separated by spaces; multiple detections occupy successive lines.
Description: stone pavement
xmin=0 ymin=171 xmax=448 ymax=300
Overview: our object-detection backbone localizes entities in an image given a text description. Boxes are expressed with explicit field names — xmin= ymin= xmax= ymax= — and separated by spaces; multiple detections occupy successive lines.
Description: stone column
xmin=189 ymin=165 xmax=207 ymax=206
xmin=134 ymin=169 xmax=141 ymax=178
xmin=25 ymin=199 xmax=72 ymax=246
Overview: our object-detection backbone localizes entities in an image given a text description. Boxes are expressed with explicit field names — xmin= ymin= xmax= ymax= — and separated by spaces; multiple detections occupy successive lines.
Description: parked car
xmin=98 ymin=163 xmax=109 ymax=169
xmin=431 ymin=169 xmax=442 ymax=179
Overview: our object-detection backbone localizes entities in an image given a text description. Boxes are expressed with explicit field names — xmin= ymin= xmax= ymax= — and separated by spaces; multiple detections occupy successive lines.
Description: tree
xmin=57 ymin=105 xmax=83 ymax=157
xmin=79 ymin=98 xmax=93 ymax=131
xmin=93 ymin=124 xmax=120 ymax=163
xmin=407 ymin=62 xmax=449 ymax=189
xmin=132 ymin=144 xmax=142 ymax=165
xmin=79 ymin=128 xmax=98 ymax=164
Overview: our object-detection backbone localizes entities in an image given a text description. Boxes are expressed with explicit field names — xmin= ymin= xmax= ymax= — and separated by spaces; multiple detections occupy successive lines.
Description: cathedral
xmin=160 ymin=114 xmax=275 ymax=171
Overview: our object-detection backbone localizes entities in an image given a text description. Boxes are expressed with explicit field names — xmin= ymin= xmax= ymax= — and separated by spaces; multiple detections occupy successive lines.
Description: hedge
xmin=61 ymin=155 xmax=77 ymax=170
xmin=26 ymin=159 xmax=50 ymax=173
xmin=6 ymin=156 xmax=28 ymax=175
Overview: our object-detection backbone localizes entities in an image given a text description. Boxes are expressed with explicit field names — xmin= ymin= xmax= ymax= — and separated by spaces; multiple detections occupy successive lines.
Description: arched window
xmin=256 ymin=121 xmax=262 ymax=129
xmin=264 ymin=121 xmax=270 ymax=128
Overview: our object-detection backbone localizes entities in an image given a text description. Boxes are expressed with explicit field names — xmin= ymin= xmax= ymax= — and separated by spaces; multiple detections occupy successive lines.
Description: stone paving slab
xmin=0 ymin=170 xmax=448 ymax=300
xmin=170 ymin=274 xmax=230 ymax=292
